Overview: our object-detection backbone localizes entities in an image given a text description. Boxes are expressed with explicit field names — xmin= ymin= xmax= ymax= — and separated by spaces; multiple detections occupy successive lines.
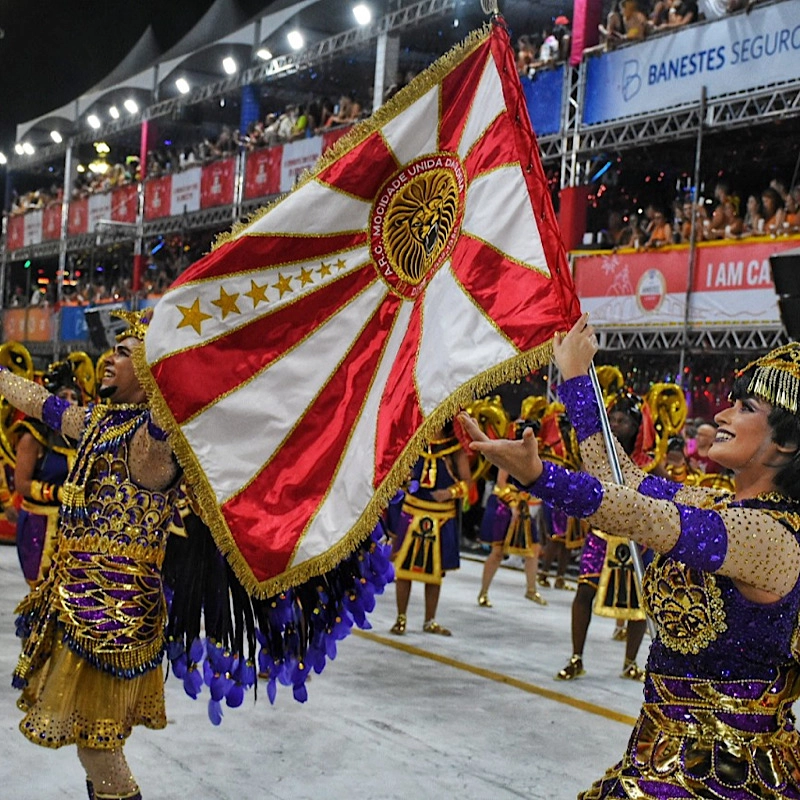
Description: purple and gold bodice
xmin=18 ymin=405 xmax=180 ymax=679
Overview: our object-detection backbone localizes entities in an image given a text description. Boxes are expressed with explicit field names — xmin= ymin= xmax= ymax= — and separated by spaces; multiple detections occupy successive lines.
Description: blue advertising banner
xmin=522 ymin=66 xmax=564 ymax=136
xmin=583 ymin=2 xmax=800 ymax=125
xmin=60 ymin=306 xmax=89 ymax=342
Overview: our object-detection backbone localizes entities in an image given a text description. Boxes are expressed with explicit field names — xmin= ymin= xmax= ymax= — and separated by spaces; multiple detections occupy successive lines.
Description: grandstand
xmin=1 ymin=0 xmax=798 ymax=393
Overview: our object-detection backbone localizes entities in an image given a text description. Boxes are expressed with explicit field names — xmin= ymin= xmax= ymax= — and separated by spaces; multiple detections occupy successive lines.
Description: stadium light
xmin=0 ymin=152 xmax=6 ymax=165
xmin=14 ymin=143 xmax=24 ymax=155
xmin=22 ymin=142 xmax=35 ymax=155
xmin=353 ymin=4 xmax=371 ymax=25
xmin=50 ymin=130 xmax=63 ymax=143
xmin=287 ymin=30 xmax=304 ymax=50
xmin=124 ymin=98 xmax=139 ymax=114
xmin=256 ymin=47 xmax=272 ymax=61
xmin=87 ymin=114 xmax=102 ymax=129
xmin=175 ymin=77 xmax=190 ymax=94
xmin=222 ymin=56 xmax=237 ymax=75
xmin=109 ymin=105 xmax=120 ymax=119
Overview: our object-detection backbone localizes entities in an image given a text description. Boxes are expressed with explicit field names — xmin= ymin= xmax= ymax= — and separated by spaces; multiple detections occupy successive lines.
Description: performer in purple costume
xmin=14 ymin=361 xmax=81 ymax=587
xmin=461 ymin=314 xmax=800 ymax=799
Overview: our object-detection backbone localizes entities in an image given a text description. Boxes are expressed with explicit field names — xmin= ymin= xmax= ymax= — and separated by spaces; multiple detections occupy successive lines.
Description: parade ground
xmin=0 ymin=545 xmax=646 ymax=799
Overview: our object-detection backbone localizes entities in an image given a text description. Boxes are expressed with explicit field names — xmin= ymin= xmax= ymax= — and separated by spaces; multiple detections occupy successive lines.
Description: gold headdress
xmin=111 ymin=309 xmax=153 ymax=342
xmin=739 ymin=343 xmax=800 ymax=415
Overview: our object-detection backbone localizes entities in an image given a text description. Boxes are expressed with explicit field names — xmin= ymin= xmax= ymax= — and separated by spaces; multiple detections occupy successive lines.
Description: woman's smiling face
xmin=711 ymin=397 xmax=781 ymax=473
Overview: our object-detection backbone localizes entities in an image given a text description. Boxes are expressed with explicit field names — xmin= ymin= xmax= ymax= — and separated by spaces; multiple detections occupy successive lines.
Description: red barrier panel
xmin=68 ymin=197 xmax=89 ymax=236
xmin=244 ymin=147 xmax=282 ymax=200
xmin=42 ymin=205 xmax=62 ymax=241
xmin=6 ymin=215 xmax=25 ymax=251
xmin=201 ymin=158 xmax=236 ymax=208
xmin=112 ymin=185 xmax=138 ymax=223
xmin=144 ymin=175 xmax=172 ymax=220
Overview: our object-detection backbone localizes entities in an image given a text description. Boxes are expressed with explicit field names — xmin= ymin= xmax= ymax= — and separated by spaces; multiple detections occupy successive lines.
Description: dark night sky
xmin=0 ymin=0 xmax=274 ymax=157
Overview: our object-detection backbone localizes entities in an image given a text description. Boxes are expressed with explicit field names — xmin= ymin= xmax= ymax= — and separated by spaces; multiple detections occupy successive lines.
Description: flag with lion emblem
xmin=139 ymin=19 xmax=581 ymax=599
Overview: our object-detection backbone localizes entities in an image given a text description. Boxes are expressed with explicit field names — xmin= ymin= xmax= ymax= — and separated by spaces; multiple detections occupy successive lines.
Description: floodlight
xmin=109 ymin=106 xmax=120 ymax=119
xmin=256 ymin=48 xmax=272 ymax=60
xmin=124 ymin=98 xmax=138 ymax=114
xmin=287 ymin=30 xmax=304 ymax=50
xmin=14 ymin=143 xmax=24 ymax=155
xmin=223 ymin=56 xmax=237 ymax=74
xmin=0 ymin=152 xmax=6 ymax=165
xmin=22 ymin=142 xmax=35 ymax=155
xmin=87 ymin=114 xmax=102 ymax=129
xmin=353 ymin=4 xmax=371 ymax=25
xmin=175 ymin=77 xmax=190 ymax=94
xmin=50 ymin=130 xmax=63 ymax=143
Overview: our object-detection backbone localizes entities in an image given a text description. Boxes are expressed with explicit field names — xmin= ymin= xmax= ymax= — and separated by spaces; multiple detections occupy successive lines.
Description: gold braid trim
xmin=211 ymin=25 xmax=491 ymax=252
xmin=136 ymin=340 xmax=556 ymax=598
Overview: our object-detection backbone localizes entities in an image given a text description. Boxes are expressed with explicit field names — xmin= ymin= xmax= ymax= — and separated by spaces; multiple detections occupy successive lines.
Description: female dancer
xmin=461 ymin=316 xmax=800 ymax=798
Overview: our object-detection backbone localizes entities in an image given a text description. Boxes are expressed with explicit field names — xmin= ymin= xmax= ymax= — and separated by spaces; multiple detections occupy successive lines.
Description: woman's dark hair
xmin=731 ymin=373 xmax=800 ymax=499
xmin=761 ymin=186 xmax=784 ymax=212
xmin=43 ymin=361 xmax=81 ymax=401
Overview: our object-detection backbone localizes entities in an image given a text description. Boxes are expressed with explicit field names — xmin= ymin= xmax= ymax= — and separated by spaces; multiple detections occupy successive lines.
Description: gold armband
xmin=448 ymin=480 xmax=469 ymax=500
xmin=29 ymin=480 xmax=45 ymax=503
xmin=29 ymin=480 xmax=61 ymax=504
xmin=492 ymin=484 xmax=517 ymax=505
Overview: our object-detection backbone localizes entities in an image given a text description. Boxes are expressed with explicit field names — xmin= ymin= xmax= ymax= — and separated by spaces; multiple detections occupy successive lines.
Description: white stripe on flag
xmin=181 ymin=279 xmax=389 ymax=503
xmin=244 ymin=179 xmax=371 ymax=236
xmin=380 ymin=86 xmax=441 ymax=167
xmin=416 ymin=263 xmax=517 ymax=416
xmin=462 ymin=166 xmax=551 ymax=276
xmin=457 ymin=56 xmax=506 ymax=160
xmin=145 ymin=247 xmax=372 ymax=361
xmin=294 ymin=300 xmax=414 ymax=565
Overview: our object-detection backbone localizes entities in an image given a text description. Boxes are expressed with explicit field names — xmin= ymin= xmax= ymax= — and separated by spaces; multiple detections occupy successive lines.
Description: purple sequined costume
xmin=525 ymin=376 xmax=800 ymax=799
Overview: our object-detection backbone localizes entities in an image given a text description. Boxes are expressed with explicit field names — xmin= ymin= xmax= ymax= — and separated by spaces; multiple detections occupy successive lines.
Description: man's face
xmin=99 ymin=336 xmax=146 ymax=404
xmin=609 ymin=409 xmax=639 ymax=453
xmin=694 ymin=423 xmax=716 ymax=449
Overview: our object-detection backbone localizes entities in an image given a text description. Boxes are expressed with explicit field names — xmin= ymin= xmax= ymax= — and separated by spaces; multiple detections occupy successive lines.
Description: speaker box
xmin=83 ymin=306 xmax=128 ymax=351
xmin=770 ymin=247 xmax=800 ymax=339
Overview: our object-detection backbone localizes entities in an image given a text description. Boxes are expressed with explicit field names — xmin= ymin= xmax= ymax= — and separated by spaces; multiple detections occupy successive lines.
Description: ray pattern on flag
xmin=416 ymin=265 xmax=518 ymax=415
xmin=380 ymin=86 xmax=441 ymax=166
xmin=180 ymin=279 xmax=388 ymax=504
xmin=297 ymin=301 xmax=414 ymax=564
xmin=462 ymin=166 xmax=550 ymax=274
xmin=146 ymin=244 xmax=371 ymax=366
xmin=247 ymin=179 xmax=371 ymax=236
xmin=151 ymin=259 xmax=375 ymax=424
xmin=138 ymin=22 xmax=581 ymax=599
xmin=456 ymin=55 xmax=506 ymax=160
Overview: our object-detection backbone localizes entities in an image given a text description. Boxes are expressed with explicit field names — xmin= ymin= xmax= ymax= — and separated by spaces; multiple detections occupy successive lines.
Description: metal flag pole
xmin=588 ymin=363 xmax=657 ymax=640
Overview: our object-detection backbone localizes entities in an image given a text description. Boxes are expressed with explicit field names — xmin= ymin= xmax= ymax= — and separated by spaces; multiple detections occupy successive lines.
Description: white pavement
xmin=0 ymin=545 xmax=648 ymax=799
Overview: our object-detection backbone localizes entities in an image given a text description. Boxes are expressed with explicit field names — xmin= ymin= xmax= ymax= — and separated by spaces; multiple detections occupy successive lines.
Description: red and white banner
xmin=23 ymin=209 xmax=42 ymax=247
xmin=574 ymin=237 xmax=800 ymax=327
xmin=171 ymin=166 xmax=202 ymax=215
xmin=142 ymin=24 xmax=580 ymax=597
xmin=144 ymin=176 xmax=171 ymax=220
xmin=244 ymin=148 xmax=282 ymax=200
xmin=280 ymin=137 xmax=323 ymax=192
xmin=88 ymin=192 xmax=112 ymax=233
xmin=2 ymin=308 xmax=53 ymax=342
xmin=42 ymin=204 xmax=62 ymax=241
xmin=201 ymin=157 xmax=236 ymax=208
xmin=112 ymin=184 xmax=138 ymax=223
xmin=68 ymin=197 xmax=89 ymax=236
xmin=6 ymin=215 xmax=25 ymax=251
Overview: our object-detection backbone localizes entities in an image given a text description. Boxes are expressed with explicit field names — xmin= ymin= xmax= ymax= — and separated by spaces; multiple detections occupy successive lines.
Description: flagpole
xmin=588 ymin=363 xmax=657 ymax=640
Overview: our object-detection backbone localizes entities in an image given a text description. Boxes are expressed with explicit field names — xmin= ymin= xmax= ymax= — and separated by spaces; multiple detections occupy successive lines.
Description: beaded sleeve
xmin=529 ymin=460 xmax=800 ymax=596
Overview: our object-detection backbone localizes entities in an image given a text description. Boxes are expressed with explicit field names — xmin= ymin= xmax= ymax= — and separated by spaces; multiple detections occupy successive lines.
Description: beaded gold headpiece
xmin=111 ymin=309 xmax=152 ymax=342
xmin=739 ymin=343 xmax=800 ymax=415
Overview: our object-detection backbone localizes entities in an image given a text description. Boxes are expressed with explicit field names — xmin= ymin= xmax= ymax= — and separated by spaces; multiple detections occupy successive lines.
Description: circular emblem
xmin=370 ymin=153 xmax=466 ymax=299
xmin=636 ymin=268 xmax=666 ymax=313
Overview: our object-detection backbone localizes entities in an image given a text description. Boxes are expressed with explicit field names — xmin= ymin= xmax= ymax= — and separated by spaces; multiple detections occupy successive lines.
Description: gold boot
xmin=422 ymin=619 xmax=452 ymax=636
xmin=555 ymin=654 xmax=585 ymax=681
xmin=612 ymin=625 xmax=627 ymax=641
xmin=477 ymin=592 xmax=492 ymax=607
xmin=537 ymin=573 xmax=551 ymax=588
xmin=524 ymin=589 xmax=548 ymax=606
xmin=390 ymin=614 xmax=407 ymax=635
xmin=554 ymin=576 xmax=573 ymax=590
xmin=620 ymin=660 xmax=646 ymax=682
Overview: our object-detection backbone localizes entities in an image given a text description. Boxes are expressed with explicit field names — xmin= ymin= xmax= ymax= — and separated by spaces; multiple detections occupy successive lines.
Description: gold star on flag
xmin=211 ymin=286 xmax=241 ymax=319
xmin=336 ymin=258 xmax=347 ymax=271
xmin=244 ymin=279 xmax=269 ymax=308
xmin=298 ymin=266 xmax=315 ymax=286
xmin=176 ymin=298 xmax=212 ymax=335
xmin=318 ymin=262 xmax=332 ymax=277
xmin=273 ymin=273 xmax=294 ymax=297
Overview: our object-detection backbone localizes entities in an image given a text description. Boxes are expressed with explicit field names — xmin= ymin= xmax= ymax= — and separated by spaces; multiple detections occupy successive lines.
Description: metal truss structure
xmin=598 ymin=326 xmax=788 ymax=354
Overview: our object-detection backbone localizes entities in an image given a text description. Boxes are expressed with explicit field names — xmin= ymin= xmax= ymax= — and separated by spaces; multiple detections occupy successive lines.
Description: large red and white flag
xmin=140 ymin=21 xmax=581 ymax=598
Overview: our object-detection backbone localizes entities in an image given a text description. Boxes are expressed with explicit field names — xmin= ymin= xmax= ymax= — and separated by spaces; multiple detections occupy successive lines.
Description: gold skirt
xmin=18 ymin=634 xmax=167 ymax=750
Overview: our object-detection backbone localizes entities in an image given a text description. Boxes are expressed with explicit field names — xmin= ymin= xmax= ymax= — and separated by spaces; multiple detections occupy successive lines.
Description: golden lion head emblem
xmin=384 ymin=171 xmax=459 ymax=285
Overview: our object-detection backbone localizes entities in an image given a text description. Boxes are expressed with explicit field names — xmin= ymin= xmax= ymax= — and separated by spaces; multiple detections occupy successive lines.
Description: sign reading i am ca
xmin=583 ymin=2 xmax=800 ymax=125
